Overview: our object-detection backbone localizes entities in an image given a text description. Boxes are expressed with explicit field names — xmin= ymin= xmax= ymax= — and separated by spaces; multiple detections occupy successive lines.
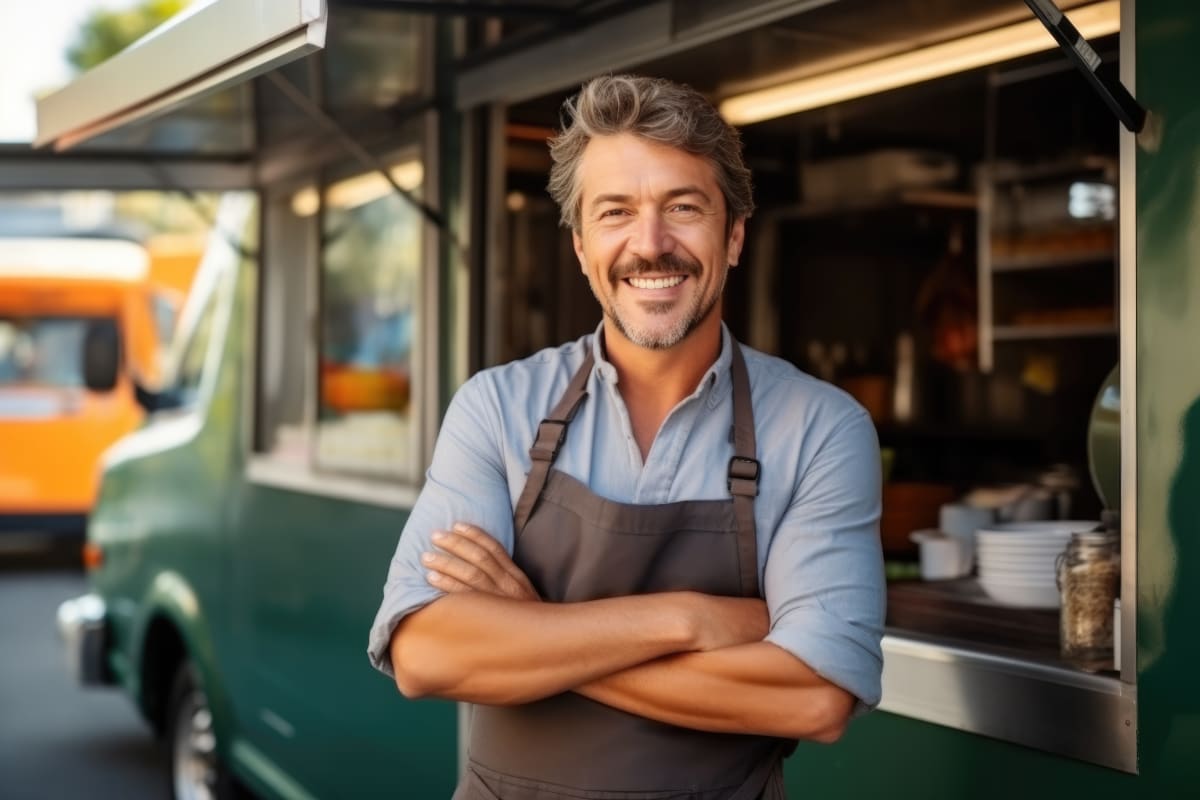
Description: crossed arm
xmin=389 ymin=524 xmax=854 ymax=743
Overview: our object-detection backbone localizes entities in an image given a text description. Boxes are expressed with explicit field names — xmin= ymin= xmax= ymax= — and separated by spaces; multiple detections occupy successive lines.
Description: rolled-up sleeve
xmin=763 ymin=408 xmax=885 ymax=712
xmin=367 ymin=373 xmax=515 ymax=677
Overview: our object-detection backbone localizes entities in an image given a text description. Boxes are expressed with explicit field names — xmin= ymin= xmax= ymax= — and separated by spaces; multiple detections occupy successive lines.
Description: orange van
xmin=0 ymin=237 xmax=161 ymax=534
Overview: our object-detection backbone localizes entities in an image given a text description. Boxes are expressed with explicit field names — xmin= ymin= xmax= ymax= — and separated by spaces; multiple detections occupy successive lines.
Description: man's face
xmin=572 ymin=133 xmax=745 ymax=351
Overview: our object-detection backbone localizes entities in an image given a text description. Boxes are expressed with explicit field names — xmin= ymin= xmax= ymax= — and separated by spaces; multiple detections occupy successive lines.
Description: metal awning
xmin=455 ymin=0 xmax=842 ymax=109
xmin=35 ymin=0 xmax=328 ymax=152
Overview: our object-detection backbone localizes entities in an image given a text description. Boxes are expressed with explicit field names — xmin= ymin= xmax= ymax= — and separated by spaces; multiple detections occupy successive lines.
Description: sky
xmin=0 ymin=0 xmax=143 ymax=142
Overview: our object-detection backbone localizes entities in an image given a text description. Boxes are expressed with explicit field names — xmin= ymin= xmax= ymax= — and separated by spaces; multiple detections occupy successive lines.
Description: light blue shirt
xmin=369 ymin=323 xmax=885 ymax=708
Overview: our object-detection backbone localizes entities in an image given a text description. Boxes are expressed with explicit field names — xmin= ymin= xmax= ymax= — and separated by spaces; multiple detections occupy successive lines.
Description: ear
xmin=573 ymin=229 xmax=587 ymax=275
xmin=726 ymin=217 xmax=746 ymax=267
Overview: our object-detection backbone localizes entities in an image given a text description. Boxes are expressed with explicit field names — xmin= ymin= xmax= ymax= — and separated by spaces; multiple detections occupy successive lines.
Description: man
xmin=368 ymin=74 xmax=884 ymax=799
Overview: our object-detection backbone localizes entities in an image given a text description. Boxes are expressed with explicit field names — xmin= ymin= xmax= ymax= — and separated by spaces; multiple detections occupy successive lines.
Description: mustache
xmin=610 ymin=253 xmax=702 ymax=283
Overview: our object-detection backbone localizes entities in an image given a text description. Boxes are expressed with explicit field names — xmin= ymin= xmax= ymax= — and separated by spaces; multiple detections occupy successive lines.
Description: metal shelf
xmin=978 ymin=155 xmax=1118 ymax=371
xmin=993 ymin=323 xmax=1118 ymax=340
xmin=991 ymin=249 xmax=1113 ymax=272
xmin=768 ymin=189 xmax=977 ymax=220
xmin=990 ymin=155 xmax=1117 ymax=184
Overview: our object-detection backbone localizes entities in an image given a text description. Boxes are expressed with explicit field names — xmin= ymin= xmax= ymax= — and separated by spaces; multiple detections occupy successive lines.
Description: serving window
xmin=254 ymin=143 xmax=427 ymax=486
xmin=249 ymin=8 xmax=437 ymax=499
xmin=479 ymin=0 xmax=1134 ymax=772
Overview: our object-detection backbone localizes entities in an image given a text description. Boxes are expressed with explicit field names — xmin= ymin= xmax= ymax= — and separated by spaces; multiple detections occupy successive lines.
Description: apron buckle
xmin=531 ymin=419 xmax=569 ymax=462
xmin=727 ymin=456 xmax=760 ymax=496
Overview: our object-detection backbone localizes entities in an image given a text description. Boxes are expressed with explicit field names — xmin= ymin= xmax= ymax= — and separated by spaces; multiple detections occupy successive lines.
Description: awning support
xmin=1024 ymin=0 xmax=1147 ymax=133
xmin=265 ymin=72 xmax=465 ymax=256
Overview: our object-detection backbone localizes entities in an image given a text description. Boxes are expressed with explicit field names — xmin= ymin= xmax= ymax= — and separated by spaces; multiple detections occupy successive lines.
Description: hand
xmin=423 ymin=523 xmax=540 ymax=601
xmin=688 ymin=595 xmax=770 ymax=652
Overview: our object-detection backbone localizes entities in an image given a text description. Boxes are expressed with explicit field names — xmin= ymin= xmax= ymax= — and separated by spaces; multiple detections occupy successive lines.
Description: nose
xmin=628 ymin=211 xmax=675 ymax=264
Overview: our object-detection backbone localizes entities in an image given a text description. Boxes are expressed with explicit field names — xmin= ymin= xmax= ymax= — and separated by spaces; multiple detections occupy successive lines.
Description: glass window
xmin=0 ymin=316 xmax=97 ymax=388
xmin=171 ymin=281 xmax=220 ymax=409
xmin=258 ymin=58 xmax=317 ymax=150
xmin=315 ymin=155 xmax=424 ymax=481
xmin=324 ymin=9 xmax=427 ymax=116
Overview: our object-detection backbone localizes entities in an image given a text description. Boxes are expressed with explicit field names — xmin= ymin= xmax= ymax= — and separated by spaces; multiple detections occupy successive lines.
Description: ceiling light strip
xmin=719 ymin=1 xmax=1120 ymax=125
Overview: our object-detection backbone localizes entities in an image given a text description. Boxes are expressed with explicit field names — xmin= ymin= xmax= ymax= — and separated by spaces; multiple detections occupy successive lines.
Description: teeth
xmin=627 ymin=275 xmax=685 ymax=289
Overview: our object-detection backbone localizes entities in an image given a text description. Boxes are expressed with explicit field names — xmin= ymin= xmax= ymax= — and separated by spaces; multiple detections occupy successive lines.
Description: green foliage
xmin=66 ymin=0 xmax=190 ymax=73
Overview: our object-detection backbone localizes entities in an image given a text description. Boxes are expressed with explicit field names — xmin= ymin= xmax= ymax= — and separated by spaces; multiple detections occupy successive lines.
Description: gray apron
xmin=455 ymin=340 xmax=793 ymax=800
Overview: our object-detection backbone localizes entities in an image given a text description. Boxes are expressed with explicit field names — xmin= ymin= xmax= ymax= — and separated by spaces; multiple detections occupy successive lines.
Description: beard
xmin=595 ymin=252 xmax=725 ymax=350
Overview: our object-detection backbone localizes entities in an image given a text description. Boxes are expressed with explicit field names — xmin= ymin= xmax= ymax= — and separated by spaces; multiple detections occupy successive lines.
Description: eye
xmin=598 ymin=208 xmax=628 ymax=219
xmin=670 ymin=204 xmax=700 ymax=214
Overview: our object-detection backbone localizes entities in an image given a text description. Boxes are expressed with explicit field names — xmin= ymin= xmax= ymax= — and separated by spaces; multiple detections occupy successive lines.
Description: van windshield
xmin=0 ymin=316 xmax=103 ymax=388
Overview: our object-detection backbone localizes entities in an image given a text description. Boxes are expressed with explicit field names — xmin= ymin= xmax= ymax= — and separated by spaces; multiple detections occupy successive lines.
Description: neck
xmin=601 ymin=313 xmax=723 ymax=457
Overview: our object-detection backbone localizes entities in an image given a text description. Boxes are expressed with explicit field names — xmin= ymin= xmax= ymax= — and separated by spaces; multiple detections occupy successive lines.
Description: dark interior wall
xmin=770 ymin=208 xmax=963 ymax=374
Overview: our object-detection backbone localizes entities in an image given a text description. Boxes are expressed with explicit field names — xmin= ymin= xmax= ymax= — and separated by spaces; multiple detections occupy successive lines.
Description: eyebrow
xmin=588 ymin=186 xmax=713 ymax=211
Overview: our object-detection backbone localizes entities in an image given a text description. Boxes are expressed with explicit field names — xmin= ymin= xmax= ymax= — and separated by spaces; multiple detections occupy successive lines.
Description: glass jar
xmin=1057 ymin=530 xmax=1120 ymax=671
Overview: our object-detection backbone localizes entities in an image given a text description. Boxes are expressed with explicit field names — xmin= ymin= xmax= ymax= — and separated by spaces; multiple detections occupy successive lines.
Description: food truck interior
xmin=486 ymin=0 xmax=1123 ymax=670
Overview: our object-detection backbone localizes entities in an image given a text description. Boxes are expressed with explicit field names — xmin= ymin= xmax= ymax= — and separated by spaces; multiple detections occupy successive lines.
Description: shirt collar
xmin=588 ymin=321 xmax=734 ymax=406
xmin=589 ymin=322 xmax=619 ymax=383
xmin=705 ymin=324 xmax=734 ymax=409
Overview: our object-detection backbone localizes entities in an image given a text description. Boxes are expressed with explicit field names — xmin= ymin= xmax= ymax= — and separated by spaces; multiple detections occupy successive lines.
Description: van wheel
xmin=166 ymin=662 xmax=234 ymax=800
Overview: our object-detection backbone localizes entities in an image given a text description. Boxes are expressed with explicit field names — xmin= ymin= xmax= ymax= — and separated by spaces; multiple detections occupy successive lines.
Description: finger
xmin=421 ymin=550 xmax=500 ymax=593
xmin=451 ymin=523 xmax=539 ymax=596
xmin=431 ymin=531 xmax=508 ymax=585
xmin=435 ymin=529 xmax=539 ymax=598
xmin=426 ymin=569 xmax=474 ymax=594
xmin=432 ymin=530 xmax=539 ymax=601
xmin=423 ymin=551 xmax=531 ymax=601
xmin=450 ymin=522 xmax=511 ymax=560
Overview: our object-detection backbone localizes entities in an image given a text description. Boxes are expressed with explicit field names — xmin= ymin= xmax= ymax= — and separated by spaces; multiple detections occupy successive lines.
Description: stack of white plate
xmin=975 ymin=520 xmax=1099 ymax=608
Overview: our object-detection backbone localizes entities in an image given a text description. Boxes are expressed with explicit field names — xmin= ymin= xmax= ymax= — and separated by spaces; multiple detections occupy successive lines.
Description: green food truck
xmin=31 ymin=0 xmax=1200 ymax=797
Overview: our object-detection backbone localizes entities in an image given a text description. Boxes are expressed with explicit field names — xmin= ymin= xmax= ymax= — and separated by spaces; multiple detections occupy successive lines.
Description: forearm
xmin=576 ymin=641 xmax=855 ymax=742
xmin=391 ymin=591 xmax=699 ymax=705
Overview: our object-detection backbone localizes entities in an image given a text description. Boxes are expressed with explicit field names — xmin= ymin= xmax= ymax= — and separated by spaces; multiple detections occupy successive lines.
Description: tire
xmin=165 ymin=661 xmax=236 ymax=800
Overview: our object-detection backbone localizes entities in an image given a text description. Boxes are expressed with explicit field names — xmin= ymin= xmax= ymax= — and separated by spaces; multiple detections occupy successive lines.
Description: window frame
xmin=247 ymin=112 xmax=439 ymax=507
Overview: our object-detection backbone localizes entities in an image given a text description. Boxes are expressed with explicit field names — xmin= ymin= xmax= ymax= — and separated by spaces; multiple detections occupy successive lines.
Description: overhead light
xmin=291 ymin=161 xmax=424 ymax=218
xmin=719 ymin=1 xmax=1120 ymax=126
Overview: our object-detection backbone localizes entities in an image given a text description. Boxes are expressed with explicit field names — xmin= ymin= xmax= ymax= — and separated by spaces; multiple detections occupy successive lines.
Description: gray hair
xmin=547 ymin=74 xmax=754 ymax=232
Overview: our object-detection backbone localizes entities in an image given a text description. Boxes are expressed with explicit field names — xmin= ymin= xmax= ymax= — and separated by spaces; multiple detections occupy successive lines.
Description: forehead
xmin=576 ymin=133 xmax=720 ymax=198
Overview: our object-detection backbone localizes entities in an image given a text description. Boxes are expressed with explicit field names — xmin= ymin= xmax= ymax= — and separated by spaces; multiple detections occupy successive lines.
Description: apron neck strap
xmin=514 ymin=349 xmax=594 ymax=534
xmin=727 ymin=341 xmax=761 ymax=598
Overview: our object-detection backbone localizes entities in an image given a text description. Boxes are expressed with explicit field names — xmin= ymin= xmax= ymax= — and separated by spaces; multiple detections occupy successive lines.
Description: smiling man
xmin=368 ymin=74 xmax=885 ymax=800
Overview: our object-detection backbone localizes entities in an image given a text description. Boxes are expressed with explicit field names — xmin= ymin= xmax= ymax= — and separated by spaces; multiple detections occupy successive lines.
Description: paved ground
xmin=0 ymin=540 xmax=164 ymax=800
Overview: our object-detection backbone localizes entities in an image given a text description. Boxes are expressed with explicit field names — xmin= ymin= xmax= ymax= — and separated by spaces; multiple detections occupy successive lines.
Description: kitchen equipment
xmin=910 ymin=529 xmax=972 ymax=580
xmin=1057 ymin=529 xmax=1120 ymax=671
xmin=974 ymin=520 xmax=1100 ymax=608
xmin=962 ymin=484 xmax=1055 ymax=522
xmin=801 ymin=149 xmax=958 ymax=205
xmin=938 ymin=503 xmax=996 ymax=566
xmin=978 ymin=575 xmax=1064 ymax=608
xmin=1087 ymin=365 xmax=1120 ymax=511
xmin=1039 ymin=463 xmax=1081 ymax=520
xmin=892 ymin=332 xmax=916 ymax=423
